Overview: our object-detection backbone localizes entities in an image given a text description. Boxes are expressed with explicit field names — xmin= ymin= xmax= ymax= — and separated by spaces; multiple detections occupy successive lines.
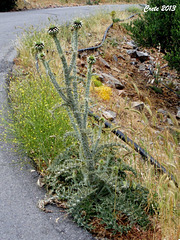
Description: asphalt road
xmin=0 ymin=4 xmax=142 ymax=240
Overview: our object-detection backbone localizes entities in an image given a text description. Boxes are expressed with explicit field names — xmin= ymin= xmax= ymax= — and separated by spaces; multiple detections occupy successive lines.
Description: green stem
xmin=42 ymin=60 xmax=67 ymax=102
xmin=83 ymin=64 xmax=92 ymax=129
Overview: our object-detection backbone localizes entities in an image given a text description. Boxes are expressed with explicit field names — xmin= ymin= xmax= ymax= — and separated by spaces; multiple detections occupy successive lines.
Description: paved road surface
xmin=0 ymin=4 xmax=142 ymax=240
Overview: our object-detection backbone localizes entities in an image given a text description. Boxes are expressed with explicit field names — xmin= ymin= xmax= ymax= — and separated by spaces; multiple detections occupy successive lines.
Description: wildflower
xmin=72 ymin=20 xmax=82 ymax=30
xmin=48 ymin=26 xmax=59 ymax=37
xmin=93 ymin=85 xmax=112 ymax=101
xmin=87 ymin=55 xmax=96 ymax=65
xmin=99 ymin=159 xmax=104 ymax=165
xmin=34 ymin=42 xmax=44 ymax=52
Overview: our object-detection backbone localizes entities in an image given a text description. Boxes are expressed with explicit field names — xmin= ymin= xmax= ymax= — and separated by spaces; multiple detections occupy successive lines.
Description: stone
xmin=136 ymin=51 xmax=150 ymax=62
xmin=113 ymin=55 xmax=118 ymax=62
xmin=126 ymin=50 xmax=137 ymax=58
xmin=102 ymin=110 xmax=117 ymax=121
xmin=117 ymin=90 xmax=126 ymax=97
xmin=118 ymin=54 xmax=125 ymax=60
xmin=123 ymin=44 xmax=133 ymax=49
xmin=99 ymin=57 xmax=110 ymax=68
xmin=126 ymin=50 xmax=150 ymax=62
xmin=130 ymin=58 xmax=138 ymax=65
xmin=131 ymin=101 xmax=144 ymax=111
xmin=167 ymin=118 xmax=173 ymax=126
xmin=139 ymin=63 xmax=146 ymax=71
xmin=101 ymin=72 xmax=125 ymax=90
xmin=127 ymin=41 xmax=137 ymax=49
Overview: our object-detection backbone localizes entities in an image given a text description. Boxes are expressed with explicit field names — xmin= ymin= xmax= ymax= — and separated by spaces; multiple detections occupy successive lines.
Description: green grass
xmin=126 ymin=6 xmax=143 ymax=13
xmin=9 ymin=70 xmax=72 ymax=170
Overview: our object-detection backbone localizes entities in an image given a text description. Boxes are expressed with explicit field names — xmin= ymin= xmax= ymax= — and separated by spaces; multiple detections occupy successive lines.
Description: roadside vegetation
xmin=5 ymin=5 xmax=179 ymax=240
xmin=125 ymin=0 xmax=180 ymax=73
xmin=14 ymin=0 xmax=146 ymax=11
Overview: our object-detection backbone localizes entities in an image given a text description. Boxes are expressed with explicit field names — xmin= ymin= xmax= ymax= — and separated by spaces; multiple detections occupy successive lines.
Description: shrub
xmin=0 ymin=0 xmax=17 ymax=11
xmin=125 ymin=0 xmax=180 ymax=72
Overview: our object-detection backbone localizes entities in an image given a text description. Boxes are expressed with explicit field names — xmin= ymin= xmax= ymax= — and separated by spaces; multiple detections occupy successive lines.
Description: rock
xmin=139 ymin=63 xmax=146 ymax=71
xmin=176 ymin=107 xmax=180 ymax=119
xmin=126 ymin=50 xmax=150 ymax=62
xmin=167 ymin=118 xmax=173 ymax=126
xmin=117 ymin=90 xmax=126 ymax=97
xmin=113 ymin=55 xmax=118 ymax=62
xmin=102 ymin=110 xmax=117 ymax=121
xmin=130 ymin=58 xmax=138 ymax=65
xmin=136 ymin=51 xmax=150 ymax=62
xmin=123 ymin=44 xmax=133 ymax=49
xmin=126 ymin=50 xmax=137 ymax=58
xmin=101 ymin=72 xmax=125 ymax=90
xmin=118 ymin=54 xmax=125 ymax=60
xmin=131 ymin=101 xmax=144 ymax=112
xmin=127 ymin=41 xmax=137 ymax=49
xmin=99 ymin=57 xmax=110 ymax=68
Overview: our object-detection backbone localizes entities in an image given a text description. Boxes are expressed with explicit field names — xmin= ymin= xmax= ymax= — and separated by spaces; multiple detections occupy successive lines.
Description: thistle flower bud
xmin=38 ymin=52 xmax=46 ymax=60
xmin=99 ymin=159 xmax=104 ymax=165
xmin=110 ymin=10 xmax=116 ymax=19
xmin=113 ymin=166 xmax=119 ymax=174
xmin=72 ymin=20 xmax=82 ymax=30
xmin=48 ymin=26 xmax=59 ymax=37
xmin=87 ymin=55 xmax=96 ymax=65
xmin=34 ymin=42 xmax=44 ymax=52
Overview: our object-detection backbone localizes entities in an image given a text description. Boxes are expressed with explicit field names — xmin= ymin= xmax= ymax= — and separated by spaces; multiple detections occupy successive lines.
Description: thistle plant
xmin=35 ymin=20 xmax=156 ymax=234
xmin=36 ymin=21 xmax=101 ymax=186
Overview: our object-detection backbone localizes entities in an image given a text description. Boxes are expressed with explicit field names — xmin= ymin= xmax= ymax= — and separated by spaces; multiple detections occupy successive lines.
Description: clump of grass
xmin=8 ymin=70 xmax=72 ymax=170
xmin=91 ymin=75 xmax=103 ymax=87
xmin=126 ymin=6 xmax=143 ymax=14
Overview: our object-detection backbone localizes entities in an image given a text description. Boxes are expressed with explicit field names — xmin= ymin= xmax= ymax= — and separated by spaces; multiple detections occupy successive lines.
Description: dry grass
xmin=16 ymin=0 xmax=147 ymax=10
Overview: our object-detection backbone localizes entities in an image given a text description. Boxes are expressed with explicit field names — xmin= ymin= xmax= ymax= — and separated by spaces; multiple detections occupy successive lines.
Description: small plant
xmin=91 ymin=75 xmax=103 ymax=87
xmin=126 ymin=6 xmax=142 ymax=14
xmin=93 ymin=85 xmax=112 ymax=101
xmin=110 ymin=10 xmax=121 ymax=23
xmin=150 ymin=86 xmax=163 ymax=94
